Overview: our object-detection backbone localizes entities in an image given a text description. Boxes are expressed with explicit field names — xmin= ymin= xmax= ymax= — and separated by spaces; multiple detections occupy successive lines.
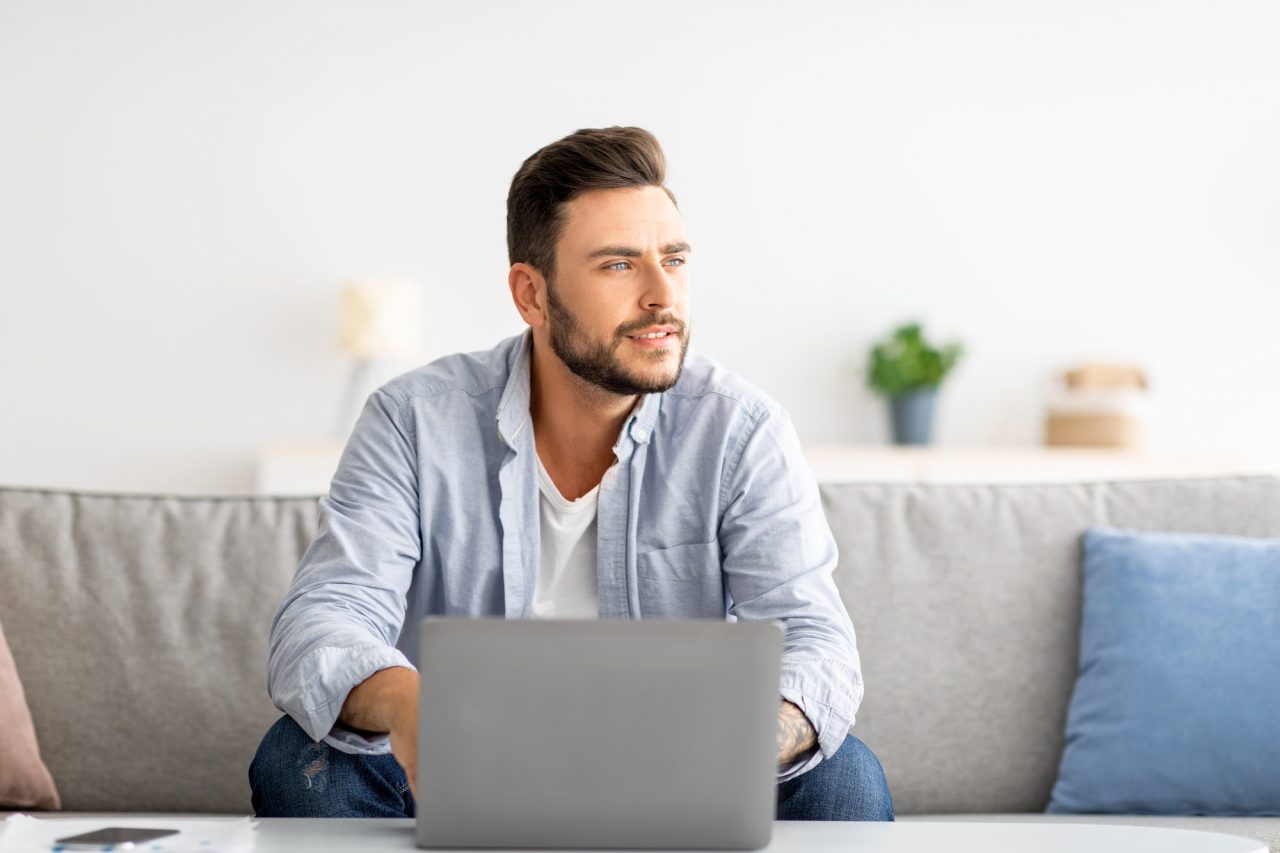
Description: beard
xmin=544 ymin=279 xmax=690 ymax=396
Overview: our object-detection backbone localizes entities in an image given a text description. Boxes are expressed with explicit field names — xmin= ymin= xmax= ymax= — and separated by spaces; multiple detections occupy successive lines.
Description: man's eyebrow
xmin=585 ymin=242 xmax=693 ymax=260
xmin=586 ymin=245 xmax=642 ymax=260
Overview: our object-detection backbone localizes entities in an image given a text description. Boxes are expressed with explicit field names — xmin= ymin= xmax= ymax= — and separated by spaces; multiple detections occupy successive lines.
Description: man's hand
xmin=387 ymin=694 xmax=419 ymax=800
xmin=776 ymin=699 xmax=818 ymax=767
xmin=339 ymin=666 xmax=421 ymax=799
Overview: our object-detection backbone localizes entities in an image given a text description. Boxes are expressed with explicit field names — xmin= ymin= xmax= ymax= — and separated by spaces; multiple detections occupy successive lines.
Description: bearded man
xmin=249 ymin=126 xmax=893 ymax=822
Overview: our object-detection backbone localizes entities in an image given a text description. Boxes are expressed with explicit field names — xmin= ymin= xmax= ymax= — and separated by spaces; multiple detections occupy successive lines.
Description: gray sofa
xmin=1 ymin=476 xmax=1277 ymax=850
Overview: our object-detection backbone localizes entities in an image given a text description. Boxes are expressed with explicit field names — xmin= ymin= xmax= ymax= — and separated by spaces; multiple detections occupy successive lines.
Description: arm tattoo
xmin=776 ymin=699 xmax=818 ymax=765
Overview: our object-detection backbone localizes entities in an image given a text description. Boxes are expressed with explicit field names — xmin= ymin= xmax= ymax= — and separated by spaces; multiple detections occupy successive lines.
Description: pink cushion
xmin=0 ymin=618 xmax=60 ymax=810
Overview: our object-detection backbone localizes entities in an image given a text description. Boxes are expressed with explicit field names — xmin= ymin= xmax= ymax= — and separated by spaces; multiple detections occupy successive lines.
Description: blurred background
xmin=1 ymin=0 xmax=1277 ymax=493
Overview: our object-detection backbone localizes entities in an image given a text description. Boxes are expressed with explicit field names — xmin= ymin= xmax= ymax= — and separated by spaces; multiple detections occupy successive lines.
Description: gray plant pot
xmin=889 ymin=388 xmax=937 ymax=445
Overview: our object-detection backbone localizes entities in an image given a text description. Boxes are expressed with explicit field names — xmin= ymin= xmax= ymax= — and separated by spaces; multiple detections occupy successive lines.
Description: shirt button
xmin=634 ymin=428 xmax=649 ymax=442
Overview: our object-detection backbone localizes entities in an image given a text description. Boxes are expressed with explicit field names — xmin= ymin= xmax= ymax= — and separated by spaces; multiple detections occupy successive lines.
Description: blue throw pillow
xmin=1048 ymin=526 xmax=1280 ymax=815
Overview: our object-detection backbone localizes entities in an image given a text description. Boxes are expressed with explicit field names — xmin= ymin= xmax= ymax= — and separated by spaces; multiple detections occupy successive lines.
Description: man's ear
xmin=508 ymin=262 xmax=548 ymax=328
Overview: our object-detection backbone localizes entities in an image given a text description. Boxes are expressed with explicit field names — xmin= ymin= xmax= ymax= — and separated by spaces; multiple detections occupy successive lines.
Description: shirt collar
xmin=495 ymin=331 xmax=534 ymax=448
xmin=495 ymin=329 xmax=663 ymax=450
xmin=626 ymin=385 xmax=661 ymax=445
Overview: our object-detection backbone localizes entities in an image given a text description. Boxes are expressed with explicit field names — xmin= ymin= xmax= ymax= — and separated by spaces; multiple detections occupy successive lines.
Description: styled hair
xmin=506 ymin=126 xmax=677 ymax=281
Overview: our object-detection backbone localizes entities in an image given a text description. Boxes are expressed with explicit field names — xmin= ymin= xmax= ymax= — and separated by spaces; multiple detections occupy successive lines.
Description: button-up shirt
xmin=267 ymin=330 xmax=863 ymax=782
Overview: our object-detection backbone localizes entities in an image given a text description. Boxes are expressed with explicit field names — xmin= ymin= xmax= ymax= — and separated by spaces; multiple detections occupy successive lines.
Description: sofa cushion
xmin=0 ymin=618 xmax=60 ymax=810
xmin=1048 ymin=527 xmax=1280 ymax=815
xmin=822 ymin=475 xmax=1280 ymax=815
xmin=0 ymin=488 xmax=319 ymax=813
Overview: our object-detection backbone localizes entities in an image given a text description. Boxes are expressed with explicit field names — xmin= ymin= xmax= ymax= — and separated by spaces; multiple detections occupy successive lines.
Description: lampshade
xmin=338 ymin=278 xmax=425 ymax=360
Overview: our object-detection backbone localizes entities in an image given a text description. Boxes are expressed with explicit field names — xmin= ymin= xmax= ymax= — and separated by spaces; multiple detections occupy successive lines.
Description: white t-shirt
xmin=528 ymin=454 xmax=601 ymax=619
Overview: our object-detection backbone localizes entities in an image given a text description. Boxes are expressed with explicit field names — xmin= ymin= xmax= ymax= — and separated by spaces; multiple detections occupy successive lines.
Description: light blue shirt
xmin=267 ymin=331 xmax=863 ymax=782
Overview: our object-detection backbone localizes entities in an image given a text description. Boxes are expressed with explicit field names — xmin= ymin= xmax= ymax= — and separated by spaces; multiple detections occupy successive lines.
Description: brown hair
xmin=507 ymin=126 xmax=677 ymax=282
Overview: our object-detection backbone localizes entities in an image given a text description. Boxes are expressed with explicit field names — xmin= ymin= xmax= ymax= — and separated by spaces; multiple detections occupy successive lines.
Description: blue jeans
xmin=250 ymin=714 xmax=893 ymax=821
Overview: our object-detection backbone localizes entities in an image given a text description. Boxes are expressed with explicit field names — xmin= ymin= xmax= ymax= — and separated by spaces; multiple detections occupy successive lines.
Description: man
xmin=250 ymin=126 xmax=893 ymax=821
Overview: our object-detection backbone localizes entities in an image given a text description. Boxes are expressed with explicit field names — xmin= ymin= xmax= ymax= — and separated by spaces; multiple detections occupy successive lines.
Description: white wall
xmin=2 ymin=0 xmax=1277 ymax=493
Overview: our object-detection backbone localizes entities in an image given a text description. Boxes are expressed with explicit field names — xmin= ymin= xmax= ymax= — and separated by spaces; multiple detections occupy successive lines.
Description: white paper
xmin=0 ymin=815 xmax=255 ymax=853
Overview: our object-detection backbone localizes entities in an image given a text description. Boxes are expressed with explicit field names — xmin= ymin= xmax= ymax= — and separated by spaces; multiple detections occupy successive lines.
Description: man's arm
xmin=266 ymin=388 xmax=422 ymax=753
xmin=340 ymin=667 xmax=421 ymax=797
xmin=776 ymin=699 xmax=818 ymax=766
xmin=718 ymin=404 xmax=863 ymax=783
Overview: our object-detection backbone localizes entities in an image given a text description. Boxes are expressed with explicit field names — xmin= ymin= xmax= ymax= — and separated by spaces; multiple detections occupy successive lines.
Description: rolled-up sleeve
xmin=718 ymin=405 xmax=863 ymax=783
xmin=266 ymin=388 xmax=422 ymax=754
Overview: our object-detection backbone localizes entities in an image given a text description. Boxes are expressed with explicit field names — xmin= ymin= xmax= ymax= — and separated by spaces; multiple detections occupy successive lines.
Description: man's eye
xmin=606 ymin=261 xmax=630 ymax=271
xmin=664 ymin=257 xmax=687 ymax=267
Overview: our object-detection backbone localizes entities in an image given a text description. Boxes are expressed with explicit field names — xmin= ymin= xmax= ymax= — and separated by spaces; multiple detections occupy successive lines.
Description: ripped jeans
xmin=249 ymin=713 xmax=894 ymax=821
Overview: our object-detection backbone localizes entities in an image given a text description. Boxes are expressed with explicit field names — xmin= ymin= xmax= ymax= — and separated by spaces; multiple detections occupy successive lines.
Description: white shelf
xmin=256 ymin=442 xmax=1279 ymax=495
xmin=802 ymin=445 xmax=1279 ymax=484
xmin=257 ymin=442 xmax=344 ymax=495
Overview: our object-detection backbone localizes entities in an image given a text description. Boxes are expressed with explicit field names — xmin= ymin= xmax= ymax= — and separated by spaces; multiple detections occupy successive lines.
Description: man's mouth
xmin=624 ymin=327 xmax=680 ymax=349
xmin=624 ymin=324 xmax=680 ymax=340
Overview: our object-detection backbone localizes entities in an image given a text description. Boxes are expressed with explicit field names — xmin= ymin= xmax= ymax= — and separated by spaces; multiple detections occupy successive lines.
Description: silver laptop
xmin=416 ymin=618 xmax=783 ymax=850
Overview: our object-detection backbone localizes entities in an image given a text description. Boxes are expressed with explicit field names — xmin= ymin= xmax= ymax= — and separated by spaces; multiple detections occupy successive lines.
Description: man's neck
xmin=529 ymin=342 xmax=637 ymax=501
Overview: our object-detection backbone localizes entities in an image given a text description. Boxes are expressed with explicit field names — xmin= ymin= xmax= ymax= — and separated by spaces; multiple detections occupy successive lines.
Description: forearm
xmin=339 ymin=665 xmax=422 ymax=798
xmin=339 ymin=666 xmax=419 ymax=734
xmin=776 ymin=699 xmax=818 ymax=765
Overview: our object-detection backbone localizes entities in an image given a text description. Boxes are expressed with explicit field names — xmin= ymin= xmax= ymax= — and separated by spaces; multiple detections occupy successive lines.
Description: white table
xmin=242 ymin=818 xmax=1267 ymax=852
xmin=5 ymin=816 xmax=1266 ymax=852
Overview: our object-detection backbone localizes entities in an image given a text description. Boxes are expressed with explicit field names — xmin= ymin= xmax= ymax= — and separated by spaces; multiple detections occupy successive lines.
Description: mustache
xmin=616 ymin=314 xmax=687 ymax=338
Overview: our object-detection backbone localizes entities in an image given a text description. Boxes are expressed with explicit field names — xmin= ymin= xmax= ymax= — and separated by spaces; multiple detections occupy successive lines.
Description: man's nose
xmin=640 ymin=262 xmax=678 ymax=311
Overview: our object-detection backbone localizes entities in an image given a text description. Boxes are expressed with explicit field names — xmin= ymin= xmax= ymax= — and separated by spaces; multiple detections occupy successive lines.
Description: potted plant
xmin=866 ymin=322 xmax=964 ymax=445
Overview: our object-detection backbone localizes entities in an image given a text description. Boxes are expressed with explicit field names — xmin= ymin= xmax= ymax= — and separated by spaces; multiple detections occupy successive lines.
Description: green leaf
xmin=866 ymin=322 xmax=964 ymax=397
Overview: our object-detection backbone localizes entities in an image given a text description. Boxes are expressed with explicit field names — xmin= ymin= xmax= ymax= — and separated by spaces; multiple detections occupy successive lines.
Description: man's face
xmin=542 ymin=185 xmax=692 ymax=396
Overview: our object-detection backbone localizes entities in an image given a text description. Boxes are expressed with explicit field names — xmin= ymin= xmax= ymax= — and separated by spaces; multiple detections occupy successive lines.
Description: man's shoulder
xmin=375 ymin=333 xmax=523 ymax=407
xmin=665 ymin=349 xmax=782 ymax=426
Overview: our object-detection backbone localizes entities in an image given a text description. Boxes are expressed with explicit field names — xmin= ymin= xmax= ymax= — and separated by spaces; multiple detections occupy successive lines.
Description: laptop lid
xmin=416 ymin=618 xmax=783 ymax=850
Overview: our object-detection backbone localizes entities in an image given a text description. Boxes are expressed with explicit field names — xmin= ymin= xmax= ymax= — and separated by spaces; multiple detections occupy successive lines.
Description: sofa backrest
xmin=2 ymin=476 xmax=1278 ymax=814
xmin=0 ymin=489 xmax=317 ymax=813
xmin=825 ymin=475 xmax=1280 ymax=814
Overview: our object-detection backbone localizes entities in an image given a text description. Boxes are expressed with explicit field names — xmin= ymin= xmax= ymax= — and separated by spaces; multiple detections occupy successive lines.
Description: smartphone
xmin=53 ymin=826 xmax=179 ymax=849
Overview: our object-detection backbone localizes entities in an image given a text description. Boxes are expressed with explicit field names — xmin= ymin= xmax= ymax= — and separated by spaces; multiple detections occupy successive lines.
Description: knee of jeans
xmin=250 ymin=714 xmax=339 ymax=817
xmin=834 ymin=735 xmax=881 ymax=775
xmin=252 ymin=715 xmax=315 ymax=768
xmin=836 ymin=736 xmax=894 ymax=811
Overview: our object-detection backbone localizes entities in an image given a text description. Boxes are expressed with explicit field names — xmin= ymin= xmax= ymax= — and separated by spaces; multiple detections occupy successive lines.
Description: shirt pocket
xmin=636 ymin=540 xmax=725 ymax=619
